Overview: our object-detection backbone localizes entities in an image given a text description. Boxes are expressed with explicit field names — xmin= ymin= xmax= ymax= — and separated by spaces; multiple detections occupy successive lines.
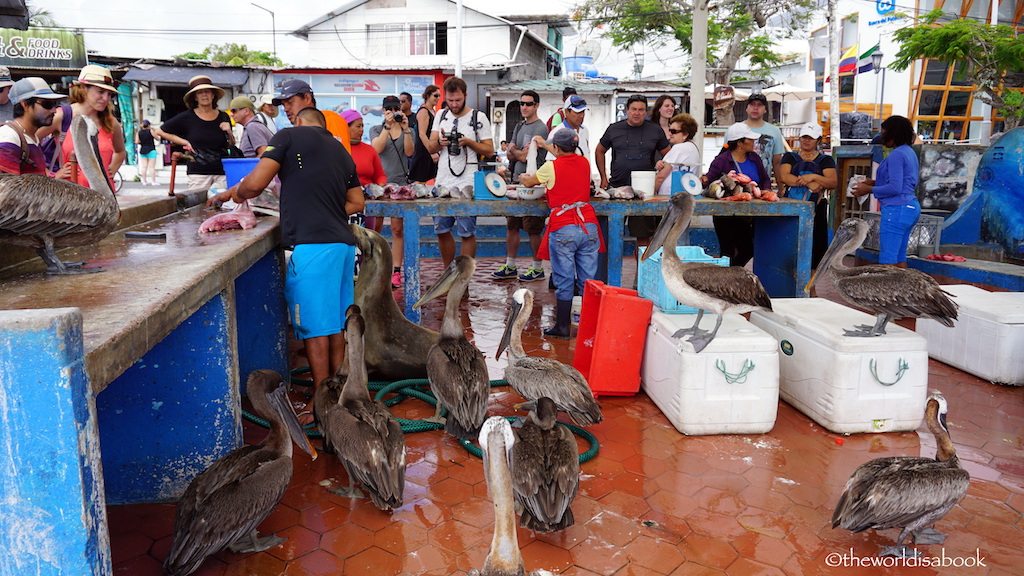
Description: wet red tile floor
xmin=111 ymin=256 xmax=1024 ymax=575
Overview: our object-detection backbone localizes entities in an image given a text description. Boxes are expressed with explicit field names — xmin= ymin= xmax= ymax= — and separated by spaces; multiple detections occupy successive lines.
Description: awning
xmin=122 ymin=65 xmax=250 ymax=87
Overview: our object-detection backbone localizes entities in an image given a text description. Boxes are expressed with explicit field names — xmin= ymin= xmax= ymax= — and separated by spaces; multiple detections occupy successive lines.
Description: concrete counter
xmin=0 ymin=206 xmax=288 ymax=576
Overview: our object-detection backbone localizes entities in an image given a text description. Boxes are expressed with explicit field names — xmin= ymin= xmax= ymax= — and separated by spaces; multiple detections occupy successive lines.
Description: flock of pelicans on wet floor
xmin=0 ymin=129 xmax=969 ymax=575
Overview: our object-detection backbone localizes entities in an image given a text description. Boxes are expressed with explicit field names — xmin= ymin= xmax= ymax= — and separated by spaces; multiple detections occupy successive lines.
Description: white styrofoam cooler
xmin=916 ymin=285 xmax=1024 ymax=386
xmin=641 ymin=310 xmax=779 ymax=435
xmin=749 ymin=298 xmax=929 ymax=434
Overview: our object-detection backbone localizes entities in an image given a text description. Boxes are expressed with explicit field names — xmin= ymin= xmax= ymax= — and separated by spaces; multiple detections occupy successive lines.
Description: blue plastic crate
xmin=638 ymin=245 xmax=730 ymax=313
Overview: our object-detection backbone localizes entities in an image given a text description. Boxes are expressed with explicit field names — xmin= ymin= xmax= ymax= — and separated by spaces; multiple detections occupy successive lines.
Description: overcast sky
xmin=31 ymin=0 xmax=587 ymax=66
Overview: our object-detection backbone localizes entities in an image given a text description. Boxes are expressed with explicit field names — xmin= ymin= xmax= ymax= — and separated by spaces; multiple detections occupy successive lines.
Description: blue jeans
xmin=878 ymin=198 xmax=921 ymax=264
xmin=549 ymin=223 xmax=600 ymax=301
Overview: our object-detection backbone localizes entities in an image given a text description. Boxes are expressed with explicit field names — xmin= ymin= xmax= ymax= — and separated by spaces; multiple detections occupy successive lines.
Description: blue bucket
xmin=222 ymin=158 xmax=259 ymax=187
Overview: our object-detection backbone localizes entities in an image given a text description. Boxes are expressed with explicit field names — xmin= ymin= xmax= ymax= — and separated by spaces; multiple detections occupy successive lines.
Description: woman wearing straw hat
xmin=153 ymin=75 xmax=234 ymax=190
xmin=39 ymin=65 xmax=126 ymax=190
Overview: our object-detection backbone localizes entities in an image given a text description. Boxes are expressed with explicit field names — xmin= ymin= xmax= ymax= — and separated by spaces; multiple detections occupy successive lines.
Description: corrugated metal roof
xmin=488 ymin=78 xmax=688 ymax=94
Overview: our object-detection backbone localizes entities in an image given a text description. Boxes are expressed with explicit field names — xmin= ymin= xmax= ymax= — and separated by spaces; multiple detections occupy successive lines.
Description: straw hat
xmin=183 ymin=74 xmax=225 ymax=108
xmin=75 ymin=65 xmax=117 ymax=93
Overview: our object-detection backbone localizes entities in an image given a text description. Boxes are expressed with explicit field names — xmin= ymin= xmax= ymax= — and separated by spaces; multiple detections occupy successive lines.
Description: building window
xmin=367 ymin=24 xmax=404 ymax=58
xmin=369 ymin=22 xmax=448 ymax=57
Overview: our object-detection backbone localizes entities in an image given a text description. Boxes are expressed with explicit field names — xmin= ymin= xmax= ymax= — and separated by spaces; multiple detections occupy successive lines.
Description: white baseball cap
xmin=799 ymin=122 xmax=823 ymax=139
xmin=724 ymin=122 xmax=760 ymax=142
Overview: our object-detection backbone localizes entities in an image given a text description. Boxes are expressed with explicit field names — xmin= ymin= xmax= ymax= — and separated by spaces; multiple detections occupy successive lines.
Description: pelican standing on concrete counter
xmin=806 ymin=218 xmax=958 ymax=337
xmin=641 ymin=191 xmax=772 ymax=353
xmin=471 ymin=416 xmax=556 ymax=576
xmin=352 ymin=225 xmax=439 ymax=380
xmin=832 ymin=391 xmax=970 ymax=557
xmin=318 ymin=306 xmax=406 ymax=510
xmin=164 ymin=370 xmax=317 ymax=576
xmin=497 ymin=288 xmax=603 ymax=426
xmin=0 ymin=115 xmax=119 ymax=274
xmin=414 ymin=255 xmax=490 ymax=439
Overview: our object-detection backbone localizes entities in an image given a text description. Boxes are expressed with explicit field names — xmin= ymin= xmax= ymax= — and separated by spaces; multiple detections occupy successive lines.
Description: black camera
xmin=444 ymin=130 xmax=464 ymax=155
xmin=393 ymin=112 xmax=404 ymax=123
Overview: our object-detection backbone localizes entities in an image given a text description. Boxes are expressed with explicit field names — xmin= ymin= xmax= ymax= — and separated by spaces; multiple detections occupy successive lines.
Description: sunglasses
xmin=668 ymin=128 xmax=684 ymax=135
xmin=519 ymin=101 xmax=537 ymax=106
xmin=34 ymin=99 xmax=61 ymax=110
xmin=384 ymin=106 xmax=400 ymax=112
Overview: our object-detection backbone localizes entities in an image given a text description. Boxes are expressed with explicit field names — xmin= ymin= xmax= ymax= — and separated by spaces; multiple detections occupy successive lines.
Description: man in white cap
xmin=541 ymin=94 xmax=591 ymax=162
xmin=0 ymin=66 xmax=15 ymax=124
xmin=254 ymin=94 xmax=278 ymax=134
xmin=0 ymin=77 xmax=66 ymax=175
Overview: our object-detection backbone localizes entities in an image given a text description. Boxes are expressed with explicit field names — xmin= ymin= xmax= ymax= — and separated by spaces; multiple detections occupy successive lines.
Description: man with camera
xmin=428 ymin=76 xmax=494 ymax=267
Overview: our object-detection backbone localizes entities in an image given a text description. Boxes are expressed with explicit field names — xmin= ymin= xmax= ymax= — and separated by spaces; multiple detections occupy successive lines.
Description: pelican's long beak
xmin=642 ymin=193 xmax=691 ymax=262
xmin=413 ymin=258 xmax=461 ymax=309
xmin=269 ymin=382 xmax=318 ymax=460
xmin=496 ymin=298 xmax=524 ymax=359
xmin=805 ymin=224 xmax=856 ymax=292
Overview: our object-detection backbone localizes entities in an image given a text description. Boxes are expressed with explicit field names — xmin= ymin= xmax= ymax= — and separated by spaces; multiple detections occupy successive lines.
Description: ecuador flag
xmin=838 ymin=44 xmax=859 ymax=74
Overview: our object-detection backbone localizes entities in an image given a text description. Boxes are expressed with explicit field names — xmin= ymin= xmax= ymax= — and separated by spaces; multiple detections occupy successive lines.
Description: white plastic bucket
xmin=571 ymin=296 xmax=582 ymax=326
xmin=631 ymin=170 xmax=656 ymax=196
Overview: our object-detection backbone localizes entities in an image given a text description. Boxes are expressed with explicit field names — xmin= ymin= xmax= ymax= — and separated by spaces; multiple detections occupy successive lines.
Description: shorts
xmin=627 ymin=215 xmax=662 ymax=239
xmin=187 ymin=173 xmax=227 ymax=191
xmin=506 ymin=216 xmax=546 ymax=234
xmin=433 ymin=216 xmax=477 ymax=237
xmin=284 ymin=243 xmax=356 ymax=340
xmin=139 ymin=150 xmax=158 ymax=159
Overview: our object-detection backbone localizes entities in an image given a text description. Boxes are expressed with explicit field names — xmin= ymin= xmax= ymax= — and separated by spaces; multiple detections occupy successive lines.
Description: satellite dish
xmin=575 ymin=40 xmax=602 ymax=61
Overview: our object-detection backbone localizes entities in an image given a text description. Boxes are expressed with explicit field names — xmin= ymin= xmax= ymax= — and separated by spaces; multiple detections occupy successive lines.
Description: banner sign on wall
xmin=0 ymin=28 xmax=87 ymax=68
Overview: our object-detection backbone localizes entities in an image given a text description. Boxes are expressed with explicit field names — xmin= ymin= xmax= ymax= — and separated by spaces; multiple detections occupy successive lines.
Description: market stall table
xmin=364 ymin=197 xmax=814 ymax=323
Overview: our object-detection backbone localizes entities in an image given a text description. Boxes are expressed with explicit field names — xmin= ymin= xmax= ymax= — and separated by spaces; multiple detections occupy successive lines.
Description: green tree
xmin=891 ymin=9 xmax=1024 ymax=132
xmin=574 ymin=0 xmax=816 ymax=125
xmin=27 ymin=1 xmax=58 ymax=27
xmin=174 ymin=43 xmax=283 ymax=67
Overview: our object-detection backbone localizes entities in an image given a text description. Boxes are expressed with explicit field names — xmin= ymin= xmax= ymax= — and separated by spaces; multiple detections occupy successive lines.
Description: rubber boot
xmin=544 ymin=299 xmax=573 ymax=338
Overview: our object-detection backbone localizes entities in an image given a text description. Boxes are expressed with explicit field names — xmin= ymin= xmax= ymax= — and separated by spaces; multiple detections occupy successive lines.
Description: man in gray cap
xmin=0 ymin=77 xmax=66 ymax=175
xmin=0 ymin=66 xmax=16 ymax=124
xmin=272 ymin=78 xmax=350 ymax=148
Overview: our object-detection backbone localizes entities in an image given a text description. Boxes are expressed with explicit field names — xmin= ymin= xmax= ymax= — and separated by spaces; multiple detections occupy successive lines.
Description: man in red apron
xmin=521 ymin=129 xmax=604 ymax=338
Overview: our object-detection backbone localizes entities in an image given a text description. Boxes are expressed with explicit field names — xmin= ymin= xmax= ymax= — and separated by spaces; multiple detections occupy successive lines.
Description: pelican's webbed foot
xmin=912 ymin=527 xmax=947 ymax=544
xmin=879 ymin=545 xmax=922 ymax=558
xmin=844 ymin=314 xmax=891 ymax=337
xmin=227 ymin=530 xmax=285 ymax=553
xmin=423 ymin=402 xmax=447 ymax=425
xmin=685 ymin=313 xmax=722 ymax=354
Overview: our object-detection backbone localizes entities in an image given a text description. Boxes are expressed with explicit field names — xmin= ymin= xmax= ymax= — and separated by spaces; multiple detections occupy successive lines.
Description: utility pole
xmin=979 ymin=0 xmax=999 ymax=145
xmin=690 ymin=0 xmax=709 ymax=154
xmin=455 ymin=0 xmax=463 ymax=77
xmin=251 ymin=3 xmax=276 ymax=63
xmin=828 ymin=0 xmax=840 ymax=150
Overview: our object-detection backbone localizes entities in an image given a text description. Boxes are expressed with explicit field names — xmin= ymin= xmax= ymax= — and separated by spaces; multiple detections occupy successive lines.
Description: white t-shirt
xmin=658 ymin=140 xmax=701 ymax=196
xmin=431 ymin=107 xmax=493 ymax=189
xmin=548 ymin=122 xmax=591 ymax=161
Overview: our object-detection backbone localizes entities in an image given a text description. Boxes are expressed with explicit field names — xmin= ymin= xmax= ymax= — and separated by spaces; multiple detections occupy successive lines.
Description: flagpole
xmin=828 ymin=0 xmax=840 ymax=150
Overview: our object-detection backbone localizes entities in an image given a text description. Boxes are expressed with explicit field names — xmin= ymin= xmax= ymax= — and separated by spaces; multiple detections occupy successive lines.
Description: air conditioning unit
xmin=491 ymin=107 xmax=505 ymax=124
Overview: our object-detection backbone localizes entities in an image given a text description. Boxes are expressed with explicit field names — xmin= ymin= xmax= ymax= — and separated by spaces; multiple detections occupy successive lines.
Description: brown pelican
xmin=832 ymin=391 xmax=970 ymax=557
xmin=497 ymin=288 xmax=603 ymax=427
xmin=352 ymin=225 xmax=439 ymax=380
xmin=413 ymin=255 xmax=490 ymax=439
xmin=164 ymin=370 xmax=317 ymax=576
xmin=319 ymin=306 xmax=406 ymax=510
xmin=641 ymin=191 xmax=772 ymax=353
xmin=511 ymin=397 xmax=580 ymax=532
xmin=0 ymin=115 xmax=119 ymax=274
xmin=312 ymin=305 xmax=358 ymax=453
xmin=470 ymin=416 xmax=555 ymax=576
xmin=806 ymin=218 xmax=958 ymax=337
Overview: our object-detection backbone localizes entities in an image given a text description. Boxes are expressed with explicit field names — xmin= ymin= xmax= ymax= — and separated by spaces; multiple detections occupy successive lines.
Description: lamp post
xmin=251 ymin=3 xmax=276 ymax=63
xmin=871 ymin=51 xmax=885 ymax=130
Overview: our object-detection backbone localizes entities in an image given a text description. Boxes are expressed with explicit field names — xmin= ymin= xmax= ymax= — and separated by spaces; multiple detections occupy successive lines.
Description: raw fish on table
xmin=199 ymin=200 xmax=257 ymax=233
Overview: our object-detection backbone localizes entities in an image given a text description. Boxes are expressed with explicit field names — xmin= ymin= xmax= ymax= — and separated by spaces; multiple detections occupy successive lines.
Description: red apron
xmin=537 ymin=154 xmax=606 ymax=260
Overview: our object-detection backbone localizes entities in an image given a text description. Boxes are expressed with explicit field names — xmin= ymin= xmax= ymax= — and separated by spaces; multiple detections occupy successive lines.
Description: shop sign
xmin=0 ymin=28 xmax=86 ymax=68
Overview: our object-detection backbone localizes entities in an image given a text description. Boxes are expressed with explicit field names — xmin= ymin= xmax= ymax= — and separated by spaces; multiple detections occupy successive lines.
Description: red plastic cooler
xmin=572 ymin=280 xmax=654 ymax=397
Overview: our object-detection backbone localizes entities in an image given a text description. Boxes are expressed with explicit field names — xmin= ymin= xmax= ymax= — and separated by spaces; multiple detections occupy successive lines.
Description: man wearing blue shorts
xmin=209 ymin=108 xmax=364 ymax=423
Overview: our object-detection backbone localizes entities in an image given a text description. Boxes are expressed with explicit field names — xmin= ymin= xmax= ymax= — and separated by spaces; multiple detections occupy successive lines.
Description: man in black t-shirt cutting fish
xmin=208 ymin=108 xmax=365 ymax=424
